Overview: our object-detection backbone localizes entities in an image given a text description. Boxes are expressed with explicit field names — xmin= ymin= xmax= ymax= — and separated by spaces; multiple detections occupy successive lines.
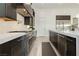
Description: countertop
xmin=50 ymin=30 xmax=79 ymax=38
xmin=0 ymin=33 xmax=26 ymax=45
xmin=0 ymin=22 xmax=34 ymax=45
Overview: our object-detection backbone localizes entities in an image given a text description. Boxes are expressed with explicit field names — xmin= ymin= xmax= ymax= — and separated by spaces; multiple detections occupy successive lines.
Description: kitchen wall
xmin=32 ymin=4 xmax=79 ymax=37
xmin=34 ymin=9 xmax=56 ymax=36
xmin=0 ymin=21 xmax=17 ymax=33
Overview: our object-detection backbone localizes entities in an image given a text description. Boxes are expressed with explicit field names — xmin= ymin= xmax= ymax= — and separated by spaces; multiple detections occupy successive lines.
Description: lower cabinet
xmin=66 ymin=36 xmax=76 ymax=56
xmin=58 ymin=34 xmax=67 ymax=56
xmin=49 ymin=31 xmax=76 ymax=56
xmin=0 ymin=31 xmax=37 ymax=56
xmin=0 ymin=42 xmax=12 ymax=56
xmin=11 ymin=35 xmax=27 ymax=56
xmin=49 ymin=31 xmax=58 ymax=49
xmin=0 ymin=35 xmax=27 ymax=56
xmin=11 ymin=40 xmax=22 ymax=56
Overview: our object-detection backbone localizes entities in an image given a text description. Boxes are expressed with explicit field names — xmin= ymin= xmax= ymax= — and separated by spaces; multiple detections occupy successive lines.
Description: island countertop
xmin=50 ymin=30 xmax=79 ymax=56
xmin=0 ymin=33 xmax=26 ymax=45
xmin=50 ymin=30 xmax=79 ymax=38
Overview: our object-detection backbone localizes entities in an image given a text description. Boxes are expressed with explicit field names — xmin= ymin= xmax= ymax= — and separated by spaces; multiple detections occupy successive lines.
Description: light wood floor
xmin=28 ymin=36 xmax=50 ymax=56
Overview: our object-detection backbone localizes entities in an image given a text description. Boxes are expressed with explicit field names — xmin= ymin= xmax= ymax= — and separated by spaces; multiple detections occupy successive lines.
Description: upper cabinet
xmin=5 ymin=4 xmax=16 ymax=20
xmin=0 ymin=3 xmax=16 ymax=20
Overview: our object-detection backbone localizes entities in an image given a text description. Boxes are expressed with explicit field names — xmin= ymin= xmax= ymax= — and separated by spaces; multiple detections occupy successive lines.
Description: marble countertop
xmin=50 ymin=30 xmax=79 ymax=55
xmin=50 ymin=30 xmax=79 ymax=38
xmin=0 ymin=33 xmax=26 ymax=45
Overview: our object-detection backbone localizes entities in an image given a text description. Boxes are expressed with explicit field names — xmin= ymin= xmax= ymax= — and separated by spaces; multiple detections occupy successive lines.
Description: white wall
xmin=32 ymin=4 xmax=79 ymax=37
xmin=34 ymin=9 xmax=56 ymax=36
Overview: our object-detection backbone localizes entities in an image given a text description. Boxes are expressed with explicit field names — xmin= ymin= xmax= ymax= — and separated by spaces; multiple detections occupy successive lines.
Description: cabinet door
xmin=5 ymin=3 xmax=16 ymax=20
xmin=58 ymin=34 xmax=67 ymax=56
xmin=49 ymin=31 xmax=58 ymax=49
xmin=11 ymin=37 xmax=23 ymax=56
xmin=66 ymin=36 xmax=76 ymax=56
xmin=49 ymin=31 xmax=54 ymax=44
xmin=0 ymin=42 xmax=11 ymax=56
xmin=11 ymin=36 xmax=27 ymax=56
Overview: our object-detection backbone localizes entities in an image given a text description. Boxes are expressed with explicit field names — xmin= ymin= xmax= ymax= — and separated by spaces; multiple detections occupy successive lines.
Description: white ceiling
xmin=32 ymin=3 xmax=79 ymax=9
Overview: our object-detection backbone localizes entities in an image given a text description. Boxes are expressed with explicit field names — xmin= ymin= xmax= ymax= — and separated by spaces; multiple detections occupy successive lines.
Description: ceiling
xmin=32 ymin=3 xmax=79 ymax=8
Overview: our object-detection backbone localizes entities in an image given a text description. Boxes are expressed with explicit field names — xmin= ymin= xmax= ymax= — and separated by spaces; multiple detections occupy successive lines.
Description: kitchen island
xmin=0 ymin=33 xmax=26 ymax=45
xmin=49 ymin=30 xmax=79 ymax=56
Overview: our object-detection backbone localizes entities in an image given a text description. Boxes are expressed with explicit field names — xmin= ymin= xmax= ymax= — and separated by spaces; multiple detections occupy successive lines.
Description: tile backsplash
xmin=0 ymin=21 xmax=18 ymax=32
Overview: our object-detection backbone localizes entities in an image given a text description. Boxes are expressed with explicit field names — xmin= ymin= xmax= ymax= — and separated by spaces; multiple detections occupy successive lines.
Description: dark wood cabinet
xmin=66 ymin=36 xmax=76 ymax=56
xmin=49 ymin=31 xmax=76 ymax=56
xmin=0 ymin=3 xmax=16 ymax=20
xmin=5 ymin=4 xmax=16 ymax=20
xmin=58 ymin=34 xmax=67 ymax=56
xmin=0 ymin=35 xmax=26 ymax=56
xmin=11 ymin=36 xmax=26 ymax=56
xmin=49 ymin=31 xmax=58 ymax=49
xmin=58 ymin=35 xmax=76 ymax=56
xmin=0 ymin=41 xmax=12 ymax=56
xmin=0 ymin=31 xmax=37 ymax=56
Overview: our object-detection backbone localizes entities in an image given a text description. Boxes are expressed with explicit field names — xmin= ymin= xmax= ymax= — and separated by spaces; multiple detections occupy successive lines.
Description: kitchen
xmin=0 ymin=3 xmax=37 ymax=56
xmin=0 ymin=3 xmax=79 ymax=56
